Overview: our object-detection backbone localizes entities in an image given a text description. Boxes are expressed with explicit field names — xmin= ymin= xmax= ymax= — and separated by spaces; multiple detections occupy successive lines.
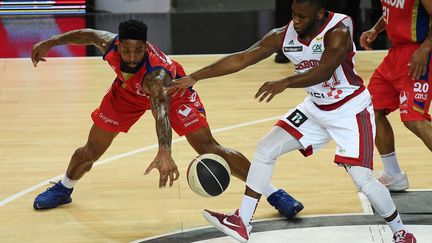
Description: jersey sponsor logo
xmin=99 ymin=113 xmax=119 ymax=126
xmin=415 ymin=93 xmax=428 ymax=100
xmin=327 ymin=87 xmax=343 ymax=99
xmin=177 ymin=104 xmax=198 ymax=127
xmin=294 ymin=60 xmax=320 ymax=71
xmin=284 ymin=46 xmax=303 ymax=52
xmin=382 ymin=0 xmax=405 ymax=9
xmin=307 ymin=91 xmax=326 ymax=98
xmin=178 ymin=106 xmax=192 ymax=117
xmin=400 ymin=91 xmax=408 ymax=105
xmin=312 ymin=44 xmax=323 ymax=54
xmin=189 ymin=92 xmax=197 ymax=102
xmin=288 ymin=40 xmax=295 ymax=45
xmin=399 ymin=91 xmax=409 ymax=109
xmin=287 ymin=109 xmax=308 ymax=127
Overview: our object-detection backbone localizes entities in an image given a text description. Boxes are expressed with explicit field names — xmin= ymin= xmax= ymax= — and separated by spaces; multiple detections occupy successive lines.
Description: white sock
xmin=61 ymin=174 xmax=77 ymax=189
xmin=381 ymin=152 xmax=403 ymax=177
xmin=262 ymin=184 xmax=278 ymax=197
xmin=387 ymin=213 xmax=406 ymax=233
xmin=239 ymin=195 xmax=259 ymax=226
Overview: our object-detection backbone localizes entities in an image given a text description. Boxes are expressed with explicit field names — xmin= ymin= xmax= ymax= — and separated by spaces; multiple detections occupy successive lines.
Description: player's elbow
xmin=318 ymin=64 xmax=339 ymax=81
xmin=319 ymin=69 xmax=335 ymax=82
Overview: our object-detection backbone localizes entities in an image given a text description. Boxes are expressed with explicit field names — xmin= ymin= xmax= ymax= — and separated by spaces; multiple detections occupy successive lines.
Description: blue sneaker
xmin=33 ymin=181 xmax=73 ymax=210
xmin=267 ymin=189 xmax=304 ymax=219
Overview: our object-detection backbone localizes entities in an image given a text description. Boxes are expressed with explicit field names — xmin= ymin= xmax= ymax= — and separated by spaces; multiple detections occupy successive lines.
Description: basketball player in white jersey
xmin=170 ymin=0 xmax=416 ymax=242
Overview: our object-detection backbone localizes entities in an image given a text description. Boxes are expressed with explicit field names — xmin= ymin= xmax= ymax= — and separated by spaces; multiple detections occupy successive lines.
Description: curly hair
xmin=118 ymin=19 xmax=148 ymax=42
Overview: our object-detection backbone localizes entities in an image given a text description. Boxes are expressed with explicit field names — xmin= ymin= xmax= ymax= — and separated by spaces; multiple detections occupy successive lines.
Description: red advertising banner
xmin=0 ymin=16 xmax=86 ymax=58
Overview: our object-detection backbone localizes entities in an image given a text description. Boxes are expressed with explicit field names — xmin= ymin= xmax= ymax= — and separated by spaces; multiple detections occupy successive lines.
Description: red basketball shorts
xmin=91 ymin=81 xmax=209 ymax=135
xmin=368 ymin=43 xmax=432 ymax=122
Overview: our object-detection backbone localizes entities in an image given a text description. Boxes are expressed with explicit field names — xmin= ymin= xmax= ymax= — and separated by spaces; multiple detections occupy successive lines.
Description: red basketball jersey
xmin=381 ymin=0 xmax=431 ymax=44
xmin=103 ymin=37 xmax=177 ymax=99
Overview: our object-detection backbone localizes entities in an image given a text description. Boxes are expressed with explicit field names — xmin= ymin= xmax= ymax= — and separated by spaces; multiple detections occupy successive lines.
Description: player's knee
xmin=347 ymin=166 xmax=375 ymax=192
xmin=403 ymin=120 xmax=422 ymax=134
xmin=254 ymin=137 xmax=277 ymax=165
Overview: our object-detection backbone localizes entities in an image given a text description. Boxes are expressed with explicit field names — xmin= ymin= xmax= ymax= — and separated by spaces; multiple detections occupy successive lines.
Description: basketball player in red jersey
xmin=170 ymin=0 xmax=416 ymax=242
xmin=360 ymin=0 xmax=432 ymax=192
xmin=31 ymin=20 xmax=303 ymax=219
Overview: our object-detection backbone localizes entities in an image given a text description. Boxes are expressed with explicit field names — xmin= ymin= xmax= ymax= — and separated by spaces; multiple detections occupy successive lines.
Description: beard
xmin=120 ymin=56 xmax=145 ymax=73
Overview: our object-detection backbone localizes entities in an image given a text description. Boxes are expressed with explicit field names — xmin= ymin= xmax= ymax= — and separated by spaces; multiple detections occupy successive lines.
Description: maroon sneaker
xmin=203 ymin=209 xmax=252 ymax=242
xmin=393 ymin=230 xmax=416 ymax=243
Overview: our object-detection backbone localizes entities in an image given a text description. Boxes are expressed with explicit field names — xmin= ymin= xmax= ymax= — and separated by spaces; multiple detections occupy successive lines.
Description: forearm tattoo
xmin=147 ymin=70 xmax=172 ymax=150
xmin=151 ymin=96 xmax=172 ymax=150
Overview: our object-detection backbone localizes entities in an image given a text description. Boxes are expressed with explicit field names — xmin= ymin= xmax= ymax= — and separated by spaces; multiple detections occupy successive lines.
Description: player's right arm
xmin=31 ymin=29 xmax=116 ymax=67
xmin=169 ymin=26 xmax=285 ymax=94
xmin=359 ymin=16 xmax=386 ymax=50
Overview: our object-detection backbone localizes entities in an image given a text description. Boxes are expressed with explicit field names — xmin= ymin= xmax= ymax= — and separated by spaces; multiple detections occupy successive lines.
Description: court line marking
xmin=0 ymin=115 xmax=282 ymax=207
xmin=129 ymin=212 xmax=379 ymax=243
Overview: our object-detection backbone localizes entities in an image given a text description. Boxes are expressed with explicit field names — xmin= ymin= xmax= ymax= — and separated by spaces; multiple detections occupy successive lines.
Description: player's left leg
xmin=329 ymin=92 xmax=416 ymax=242
xmin=345 ymin=165 xmax=416 ymax=242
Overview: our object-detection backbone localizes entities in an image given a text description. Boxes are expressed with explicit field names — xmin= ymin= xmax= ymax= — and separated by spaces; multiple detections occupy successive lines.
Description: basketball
xmin=186 ymin=153 xmax=231 ymax=197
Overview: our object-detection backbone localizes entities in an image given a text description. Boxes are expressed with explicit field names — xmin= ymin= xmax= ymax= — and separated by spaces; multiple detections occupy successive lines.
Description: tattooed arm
xmin=143 ymin=69 xmax=180 ymax=188
xmin=31 ymin=28 xmax=116 ymax=67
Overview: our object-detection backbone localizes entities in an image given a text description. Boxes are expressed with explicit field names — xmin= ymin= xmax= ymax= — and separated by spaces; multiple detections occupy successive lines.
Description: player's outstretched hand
xmin=168 ymin=75 xmax=197 ymax=97
xmin=144 ymin=149 xmax=179 ymax=188
xmin=255 ymin=80 xmax=287 ymax=103
xmin=359 ymin=29 xmax=378 ymax=50
xmin=408 ymin=44 xmax=431 ymax=80
xmin=31 ymin=41 xmax=51 ymax=67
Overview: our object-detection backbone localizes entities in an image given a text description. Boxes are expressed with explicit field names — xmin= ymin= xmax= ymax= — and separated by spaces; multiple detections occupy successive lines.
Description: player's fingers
xmin=258 ymin=91 xmax=270 ymax=102
xmin=266 ymin=93 xmax=276 ymax=103
xmin=160 ymin=173 xmax=168 ymax=188
xmin=173 ymin=169 xmax=180 ymax=181
xmin=31 ymin=54 xmax=39 ymax=67
xmin=254 ymin=89 xmax=263 ymax=99
xmin=421 ymin=64 xmax=427 ymax=76
xmin=416 ymin=66 xmax=425 ymax=80
xmin=407 ymin=62 xmax=414 ymax=77
xmin=255 ymin=84 xmax=268 ymax=99
xmin=412 ymin=66 xmax=421 ymax=80
xmin=144 ymin=163 xmax=156 ymax=175
xmin=417 ymin=66 xmax=425 ymax=80
xmin=168 ymin=173 xmax=174 ymax=187
xmin=359 ymin=34 xmax=369 ymax=49
xmin=180 ymin=88 xmax=187 ymax=97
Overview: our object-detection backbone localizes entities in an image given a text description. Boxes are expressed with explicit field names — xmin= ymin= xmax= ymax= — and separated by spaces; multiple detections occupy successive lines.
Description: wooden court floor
xmin=0 ymin=52 xmax=430 ymax=242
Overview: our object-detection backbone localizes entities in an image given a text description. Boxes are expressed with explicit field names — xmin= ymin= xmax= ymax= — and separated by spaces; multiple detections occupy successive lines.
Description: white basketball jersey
xmin=282 ymin=12 xmax=364 ymax=105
